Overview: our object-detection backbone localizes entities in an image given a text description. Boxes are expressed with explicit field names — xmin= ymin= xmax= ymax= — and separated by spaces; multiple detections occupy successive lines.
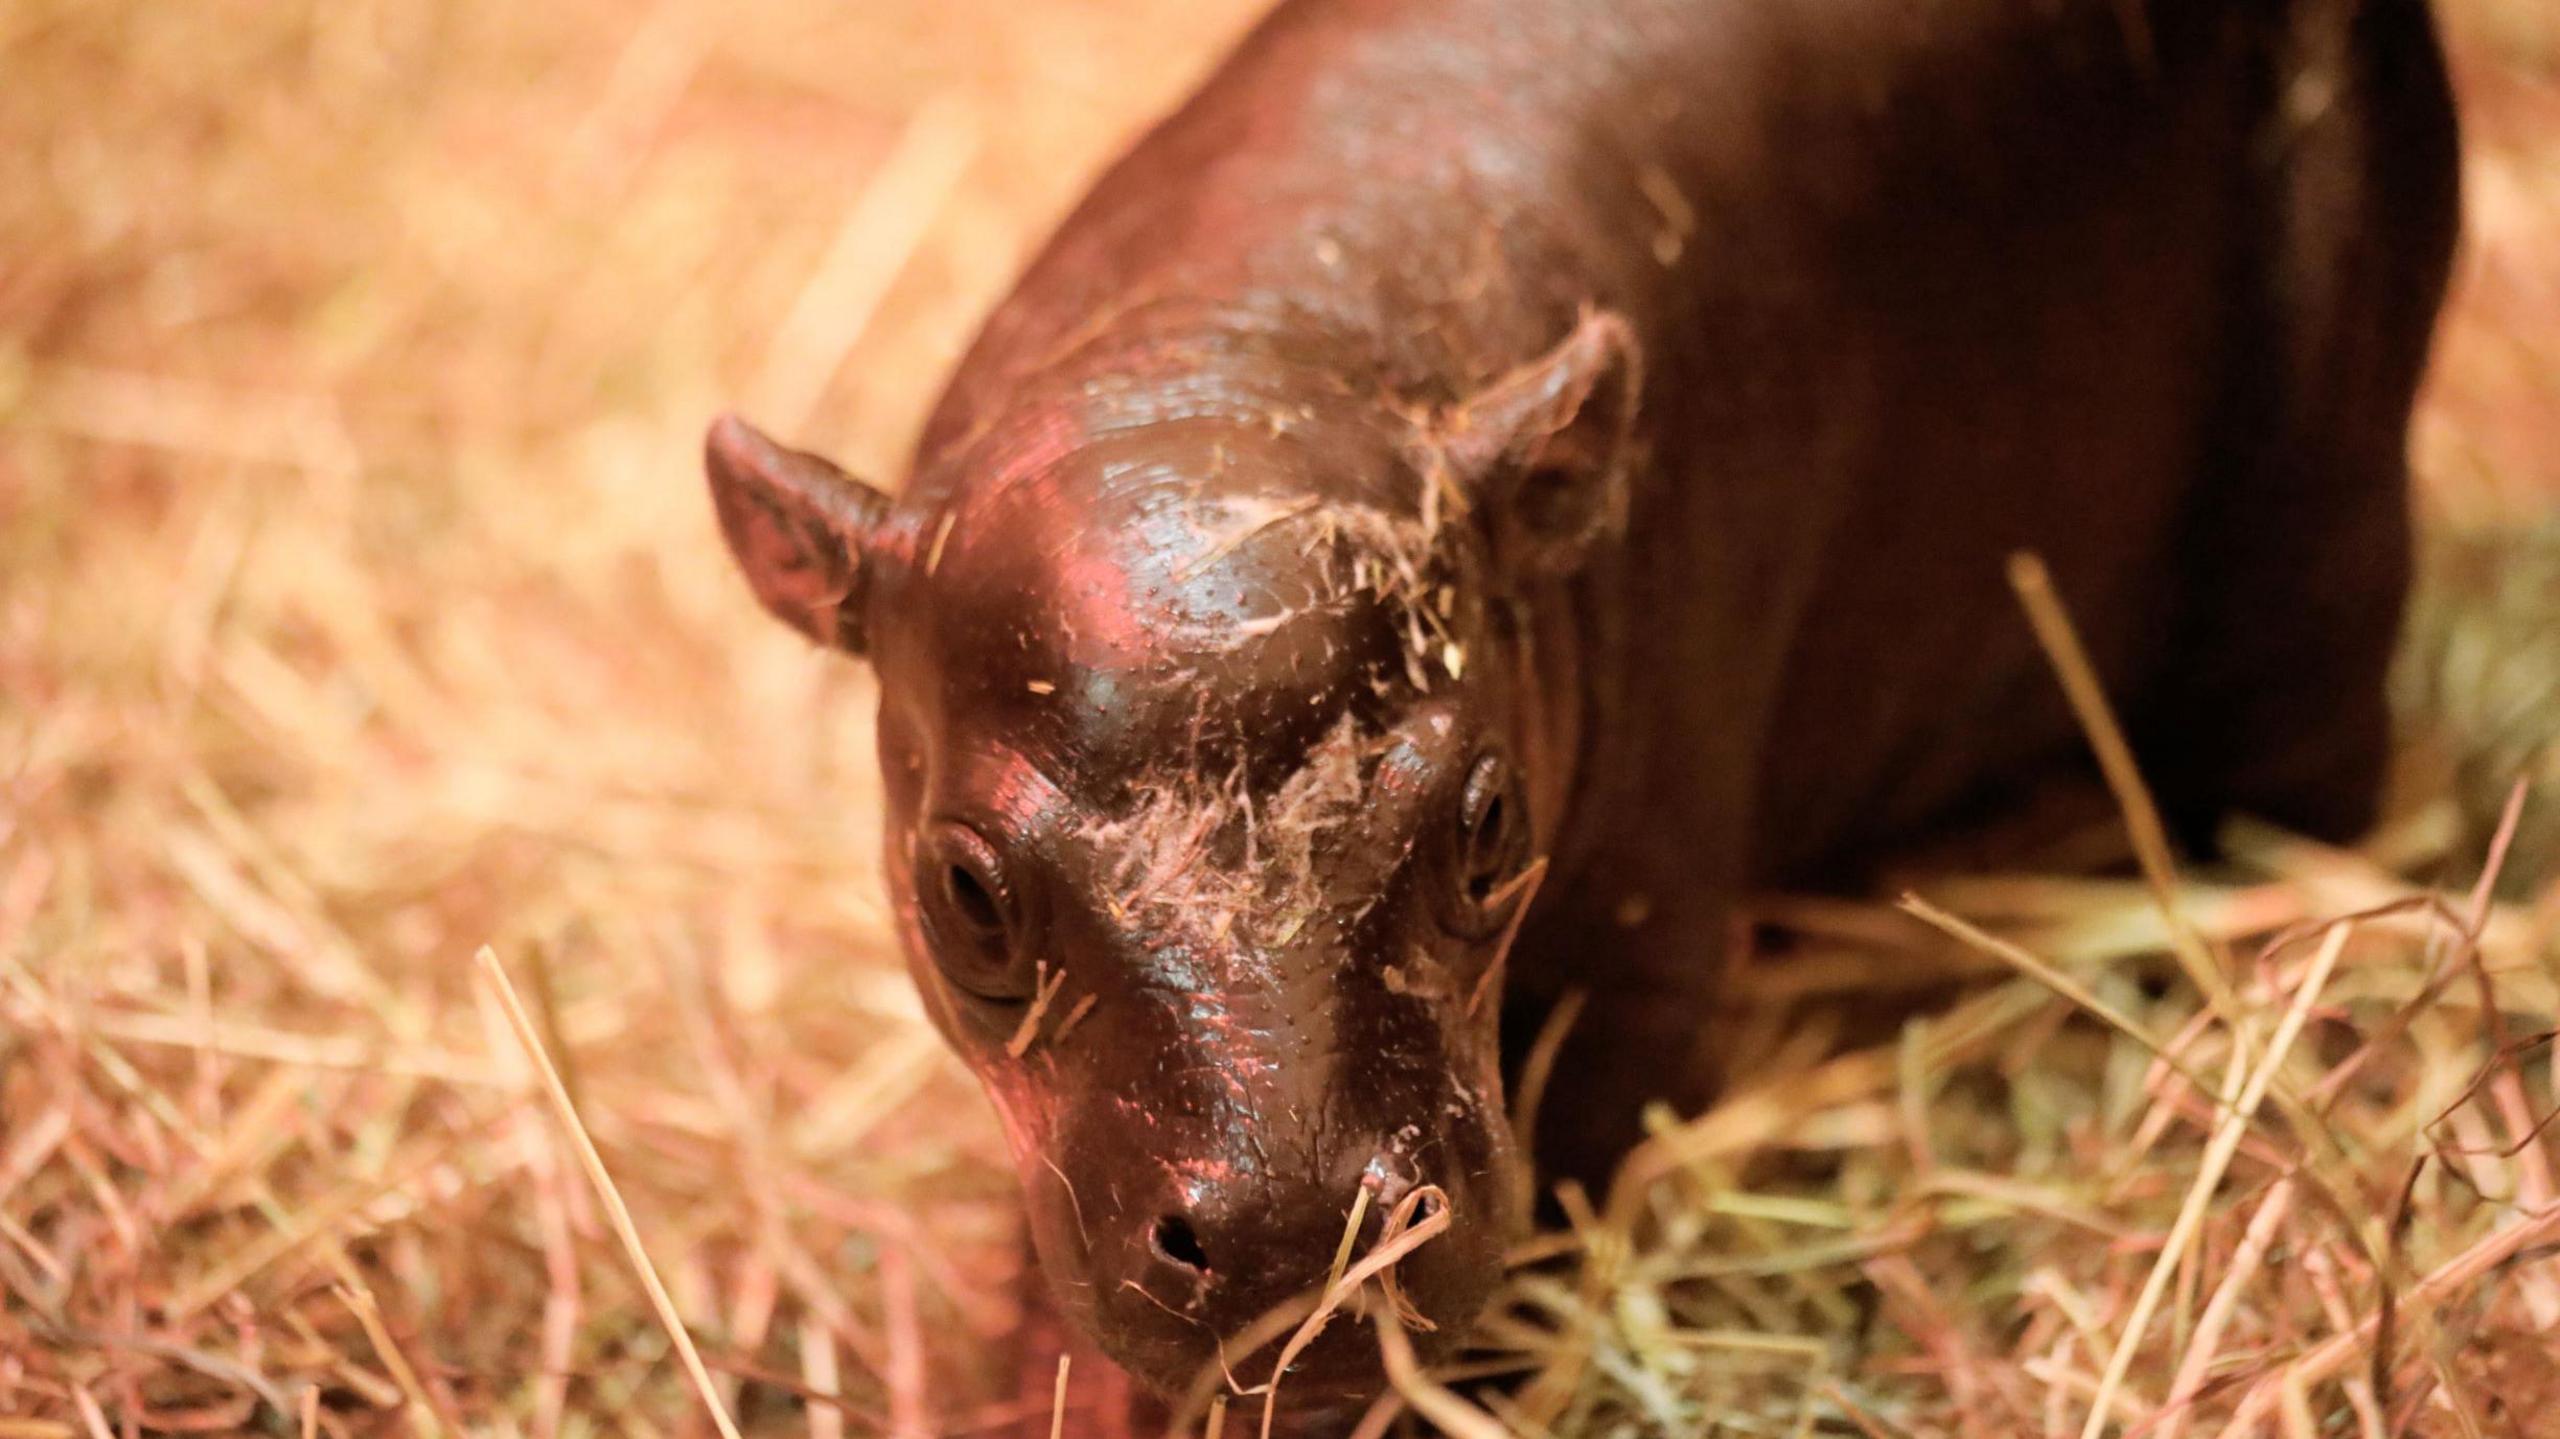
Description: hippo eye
xmin=1451 ymin=752 xmax=1528 ymax=926
xmin=944 ymin=862 xmax=1003 ymax=937
xmin=918 ymin=823 xmax=1030 ymax=1000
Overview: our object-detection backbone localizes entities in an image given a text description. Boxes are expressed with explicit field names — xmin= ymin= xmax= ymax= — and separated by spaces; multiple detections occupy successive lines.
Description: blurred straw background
xmin=0 ymin=0 xmax=2554 ymax=1435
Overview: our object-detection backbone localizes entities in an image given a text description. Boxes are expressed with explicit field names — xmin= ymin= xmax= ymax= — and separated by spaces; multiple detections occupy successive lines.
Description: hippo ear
xmin=704 ymin=413 xmax=894 ymax=655
xmin=1430 ymin=309 xmax=1641 ymax=580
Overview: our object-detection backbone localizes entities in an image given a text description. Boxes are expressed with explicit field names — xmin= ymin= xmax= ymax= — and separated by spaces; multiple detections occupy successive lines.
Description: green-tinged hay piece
xmin=3 ymin=0 xmax=2558 ymax=1434
xmin=1472 ymin=886 xmax=2559 ymax=1437
xmin=2398 ymin=515 xmax=2560 ymax=897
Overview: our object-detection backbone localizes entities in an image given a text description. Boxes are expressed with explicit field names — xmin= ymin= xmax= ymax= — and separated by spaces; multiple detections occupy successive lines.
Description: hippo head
xmin=703 ymin=312 xmax=1637 ymax=1402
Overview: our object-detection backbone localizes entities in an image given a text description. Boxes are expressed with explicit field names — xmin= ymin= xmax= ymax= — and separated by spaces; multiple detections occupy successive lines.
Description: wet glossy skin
xmin=872 ymin=414 xmax=1534 ymax=1390
xmin=704 ymin=0 xmax=2460 ymax=1410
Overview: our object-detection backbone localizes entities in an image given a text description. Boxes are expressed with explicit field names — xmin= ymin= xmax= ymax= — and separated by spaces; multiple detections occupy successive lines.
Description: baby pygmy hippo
xmin=703 ymin=0 xmax=2458 ymax=1408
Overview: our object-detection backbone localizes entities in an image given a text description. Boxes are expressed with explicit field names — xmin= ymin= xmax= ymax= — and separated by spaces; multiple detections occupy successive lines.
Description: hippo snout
xmin=1064 ymin=1132 xmax=1509 ymax=1400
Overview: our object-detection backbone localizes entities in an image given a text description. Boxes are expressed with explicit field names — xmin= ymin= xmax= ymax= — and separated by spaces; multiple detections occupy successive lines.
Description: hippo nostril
xmin=1150 ymin=1214 xmax=1210 ymax=1274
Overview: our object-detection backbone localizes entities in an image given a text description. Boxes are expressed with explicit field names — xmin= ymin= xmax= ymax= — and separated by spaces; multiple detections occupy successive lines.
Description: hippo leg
xmin=1870 ymin=762 xmax=2134 ymax=879
xmin=1500 ymin=877 xmax=1743 ymax=1201
xmin=2142 ymin=0 xmax=2460 ymax=852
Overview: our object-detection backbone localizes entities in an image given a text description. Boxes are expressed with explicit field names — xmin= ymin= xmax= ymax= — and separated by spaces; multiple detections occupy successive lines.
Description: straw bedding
xmin=2 ymin=0 xmax=2555 ymax=1433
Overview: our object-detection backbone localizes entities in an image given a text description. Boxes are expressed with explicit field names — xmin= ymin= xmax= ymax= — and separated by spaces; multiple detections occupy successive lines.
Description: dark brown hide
xmin=705 ymin=0 xmax=2459 ymax=1409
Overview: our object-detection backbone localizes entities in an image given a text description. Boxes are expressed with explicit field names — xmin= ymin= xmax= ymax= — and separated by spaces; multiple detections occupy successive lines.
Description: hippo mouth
xmin=1100 ymin=1184 xmax=1497 ymax=1416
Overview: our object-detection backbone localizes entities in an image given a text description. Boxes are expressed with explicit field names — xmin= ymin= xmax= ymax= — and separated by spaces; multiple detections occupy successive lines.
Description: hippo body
xmin=705 ymin=0 xmax=2458 ymax=1409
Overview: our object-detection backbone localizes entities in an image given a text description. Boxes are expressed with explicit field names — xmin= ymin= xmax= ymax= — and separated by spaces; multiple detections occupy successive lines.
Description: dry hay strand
xmin=1461 ymin=555 xmax=2560 ymax=1439
xmin=4 ymin=0 xmax=2559 ymax=1434
xmin=1457 ymin=818 xmax=2560 ymax=1437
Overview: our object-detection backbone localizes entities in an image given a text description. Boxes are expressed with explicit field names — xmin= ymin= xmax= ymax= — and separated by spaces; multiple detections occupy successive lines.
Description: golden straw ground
xmin=4 ymin=0 xmax=2558 ymax=1434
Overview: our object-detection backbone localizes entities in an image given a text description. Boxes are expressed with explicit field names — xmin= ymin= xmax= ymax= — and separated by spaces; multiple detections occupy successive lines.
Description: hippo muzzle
xmin=942 ymin=698 xmax=1534 ymax=1398
xmin=1004 ymin=913 xmax=1521 ymax=1399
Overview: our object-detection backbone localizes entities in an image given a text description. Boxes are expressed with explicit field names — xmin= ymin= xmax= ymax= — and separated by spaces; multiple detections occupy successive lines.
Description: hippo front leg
xmin=2139 ymin=0 xmax=2459 ymax=851
xmin=1501 ymin=872 xmax=1744 ymax=1202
